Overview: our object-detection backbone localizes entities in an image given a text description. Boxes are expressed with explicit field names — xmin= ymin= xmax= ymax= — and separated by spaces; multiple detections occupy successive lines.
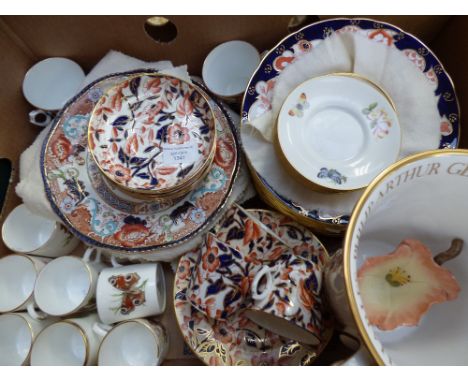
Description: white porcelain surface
xmin=98 ymin=319 xmax=168 ymax=366
xmin=2 ymin=204 xmax=79 ymax=257
xmin=0 ymin=312 xmax=57 ymax=365
xmin=30 ymin=313 xmax=102 ymax=366
xmin=345 ymin=150 xmax=468 ymax=365
xmin=277 ymin=75 xmax=400 ymax=190
xmin=22 ymin=57 xmax=85 ymax=111
xmin=34 ymin=249 xmax=104 ymax=316
xmin=0 ymin=255 xmax=46 ymax=316
xmin=202 ymin=40 xmax=260 ymax=98
xmin=96 ymin=263 xmax=166 ymax=325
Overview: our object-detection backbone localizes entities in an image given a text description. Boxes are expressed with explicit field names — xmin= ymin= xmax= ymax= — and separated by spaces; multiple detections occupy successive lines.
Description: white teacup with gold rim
xmin=96 ymin=319 xmax=168 ymax=366
xmin=30 ymin=313 xmax=103 ymax=366
xmin=0 ymin=312 xmax=58 ymax=366
xmin=34 ymin=248 xmax=104 ymax=317
xmin=326 ymin=149 xmax=468 ymax=365
xmin=0 ymin=254 xmax=49 ymax=319
xmin=96 ymin=262 xmax=166 ymax=325
xmin=1 ymin=204 xmax=80 ymax=257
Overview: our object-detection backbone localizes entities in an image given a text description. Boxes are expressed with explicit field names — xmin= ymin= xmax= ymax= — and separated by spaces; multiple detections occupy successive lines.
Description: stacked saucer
xmin=88 ymin=74 xmax=217 ymax=206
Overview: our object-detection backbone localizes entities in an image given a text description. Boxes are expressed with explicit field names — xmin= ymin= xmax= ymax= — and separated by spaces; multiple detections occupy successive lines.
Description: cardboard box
xmin=0 ymin=15 xmax=464 ymax=365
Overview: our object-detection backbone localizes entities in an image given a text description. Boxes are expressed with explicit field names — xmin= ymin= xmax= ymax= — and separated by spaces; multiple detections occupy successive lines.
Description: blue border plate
xmin=241 ymin=18 xmax=460 ymax=229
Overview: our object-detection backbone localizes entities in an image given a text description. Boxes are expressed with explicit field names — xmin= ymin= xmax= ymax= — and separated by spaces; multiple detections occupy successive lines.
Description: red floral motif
xmin=110 ymin=80 xmax=129 ymax=111
xmin=244 ymin=251 xmax=262 ymax=265
xmin=201 ymin=242 xmax=220 ymax=272
xmin=368 ymin=29 xmax=393 ymax=46
xmin=293 ymin=243 xmax=311 ymax=259
xmin=135 ymin=101 xmax=165 ymax=125
xmin=167 ymin=123 xmax=190 ymax=145
xmin=145 ymin=77 xmax=162 ymax=93
xmin=243 ymin=219 xmax=261 ymax=245
xmin=124 ymin=133 xmax=139 ymax=156
xmin=113 ymin=223 xmax=150 ymax=247
xmin=107 ymin=164 xmax=132 ymax=183
xmin=267 ymin=246 xmax=285 ymax=261
xmin=299 ymin=279 xmax=316 ymax=311
xmin=51 ymin=135 xmax=73 ymax=163
xmin=176 ymin=94 xmax=194 ymax=117
xmin=177 ymin=259 xmax=191 ymax=280
xmin=212 ymin=321 xmax=234 ymax=345
xmin=440 ymin=120 xmax=453 ymax=136
xmin=214 ymin=138 xmax=235 ymax=169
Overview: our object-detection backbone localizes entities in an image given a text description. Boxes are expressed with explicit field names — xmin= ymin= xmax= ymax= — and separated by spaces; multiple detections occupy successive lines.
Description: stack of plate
xmin=41 ymin=70 xmax=240 ymax=257
xmin=88 ymin=74 xmax=217 ymax=205
xmin=241 ymin=18 xmax=460 ymax=235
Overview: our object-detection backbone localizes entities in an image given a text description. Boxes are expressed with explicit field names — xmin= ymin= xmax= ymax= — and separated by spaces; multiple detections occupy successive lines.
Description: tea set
xmin=0 ymin=17 xmax=465 ymax=366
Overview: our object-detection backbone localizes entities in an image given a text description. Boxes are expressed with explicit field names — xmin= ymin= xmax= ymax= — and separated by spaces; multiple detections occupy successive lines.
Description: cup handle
xmin=83 ymin=247 xmax=102 ymax=263
xmin=110 ymin=256 xmax=121 ymax=268
xmin=332 ymin=331 xmax=375 ymax=366
xmin=28 ymin=109 xmax=52 ymax=127
xmin=27 ymin=303 xmax=48 ymax=320
xmin=93 ymin=322 xmax=112 ymax=338
xmin=252 ymin=265 xmax=273 ymax=302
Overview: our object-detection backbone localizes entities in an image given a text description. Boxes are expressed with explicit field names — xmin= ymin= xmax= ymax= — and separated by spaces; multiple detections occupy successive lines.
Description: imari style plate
xmin=241 ymin=18 xmax=460 ymax=232
xmin=277 ymin=74 xmax=400 ymax=191
xmin=41 ymin=70 xmax=239 ymax=254
xmin=88 ymin=74 xmax=216 ymax=194
xmin=174 ymin=209 xmax=333 ymax=366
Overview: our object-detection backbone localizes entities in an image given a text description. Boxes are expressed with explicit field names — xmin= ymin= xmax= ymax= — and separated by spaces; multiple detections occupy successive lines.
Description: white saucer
xmin=277 ymin=74 xmax=400 ymax=191
xmin=22 ymin=57 xmax=85 ymax=111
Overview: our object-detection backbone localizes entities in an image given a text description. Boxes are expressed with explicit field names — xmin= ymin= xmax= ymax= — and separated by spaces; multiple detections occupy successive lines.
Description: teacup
xmin=34 ymin=248 xmax=104 ymax=316
xmin=96 ymin=319 xmax=168 ymax=366
xmin=1 ymin=204 xmax=80 ymax=257
xmin=215 ymin=203 xmax=291 ymax=263
xmin=245 ymin=253 xmax=324 ymax=346
xmin=30 ymin=313 xmax=104 ymax=366
xmin=22 ymin=57 xmax=85 ymax=111
xmin=96 ymin=262 xmax=166 ymax=325
xmin=0 ymin=254 xmax=48 ymax=319
xmin=188 ymin=233 xmax=256 ymax=320
xmin=202 ymin=40 xmax=260 ymax=103
xmin=0 ymin=312 xmax=57 ymax=366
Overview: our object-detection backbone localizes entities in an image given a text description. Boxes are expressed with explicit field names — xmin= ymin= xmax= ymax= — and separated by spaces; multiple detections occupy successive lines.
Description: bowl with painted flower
xmin=324 ymin=149 xmax=468 ymax=365
xmin=88 ymin=74 xmax=216 ymax=197
xmin=276 ymin=73 xmax=400 ymax=192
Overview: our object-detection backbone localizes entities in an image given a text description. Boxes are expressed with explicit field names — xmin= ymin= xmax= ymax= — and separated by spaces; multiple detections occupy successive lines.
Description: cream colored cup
xmin=0 ymin=312 xmax=57 ymax=365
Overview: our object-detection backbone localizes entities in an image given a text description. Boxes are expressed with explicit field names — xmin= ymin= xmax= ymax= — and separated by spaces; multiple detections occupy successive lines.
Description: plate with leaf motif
xmin=174 ymin=208 xmax=333 ymax=365
xmin=88 ymin=74 xmax=216 ymax=194
xmin=41 ymin=70 xmax=239 ymax=254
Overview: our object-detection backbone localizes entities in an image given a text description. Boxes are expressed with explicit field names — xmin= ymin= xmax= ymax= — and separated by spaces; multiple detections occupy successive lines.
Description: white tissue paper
xmin=243 ymin=31 xmax=441 ymax=217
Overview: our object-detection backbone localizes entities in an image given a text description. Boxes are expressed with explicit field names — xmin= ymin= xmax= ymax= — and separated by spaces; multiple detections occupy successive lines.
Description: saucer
xmin=277 ymin=74 xmax=400 ymax=191
xmin=88 ymin=74 xmax=216 ymax=195
xmin=174 ymin=208 xmax=333 ymax=365
xmin=41 ymin=70 xmax=238 ymax=254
